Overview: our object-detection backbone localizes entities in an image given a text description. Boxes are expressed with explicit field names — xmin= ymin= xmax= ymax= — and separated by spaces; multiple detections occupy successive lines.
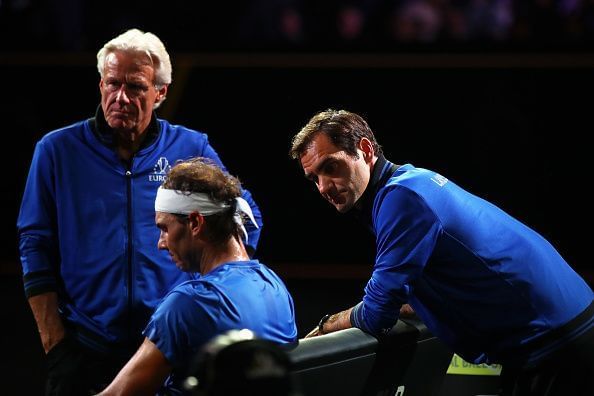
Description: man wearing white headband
xmin=99 ymin=157 xmax=297 ymax=395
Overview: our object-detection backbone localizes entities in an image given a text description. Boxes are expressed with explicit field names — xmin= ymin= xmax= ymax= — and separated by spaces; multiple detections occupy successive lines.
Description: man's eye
xmin=324 ymin=162 xmax=336 ymax=174
xmin=129 ymin=84 xmax=145 ymax=92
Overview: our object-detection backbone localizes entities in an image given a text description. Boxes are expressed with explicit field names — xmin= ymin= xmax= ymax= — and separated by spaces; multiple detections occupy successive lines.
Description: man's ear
xmin=359 ymin=137 xmax=375 ymax=163
xmin=188 ymin=212 xmax=204 ymax=237
xmin=156 ymin=84 xmax=168 ymax=104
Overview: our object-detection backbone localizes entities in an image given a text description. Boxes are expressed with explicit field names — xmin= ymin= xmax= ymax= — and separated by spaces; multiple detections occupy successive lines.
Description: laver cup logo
xmin=149 ymin=157 xmax=171 ymax=182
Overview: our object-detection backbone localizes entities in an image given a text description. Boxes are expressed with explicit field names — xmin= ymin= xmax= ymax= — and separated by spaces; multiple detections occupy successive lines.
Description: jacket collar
xmin=88 ymin=104 xmax=160 ymax=151
xmin=351 ymin=154 xmax=399 ymax=231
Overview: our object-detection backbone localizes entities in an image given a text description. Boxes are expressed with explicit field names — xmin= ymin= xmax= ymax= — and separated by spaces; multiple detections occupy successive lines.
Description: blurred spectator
xmin=237 ymin=0 xmax=304 ymax=48
xmin=466 ymin=0 xmax=513 ymax=41
xmin=337 ymin=5 xmax=366 ymax=40
xmin=2 ymin=0 xmax=594 ymax=52
xmin=391 ymin=0 xmax=443 ymax=43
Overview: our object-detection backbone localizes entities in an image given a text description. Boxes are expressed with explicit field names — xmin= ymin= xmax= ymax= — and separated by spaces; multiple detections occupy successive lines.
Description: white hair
xmin=96 ymin=28 xmax=172 ymax=107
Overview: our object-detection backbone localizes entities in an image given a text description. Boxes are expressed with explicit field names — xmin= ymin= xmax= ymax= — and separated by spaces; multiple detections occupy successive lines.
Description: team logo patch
xmin=149 ymin=157 xmax=171 ymax=182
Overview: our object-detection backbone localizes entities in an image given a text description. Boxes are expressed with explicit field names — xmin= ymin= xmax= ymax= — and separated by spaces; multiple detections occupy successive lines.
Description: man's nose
xmin=318 ymin=176 xmax=331 ymax=195
xmin=157 ymin=234 xmax=168 ymax=250
xmin=115 ymin=85 xmax=131 ymax=103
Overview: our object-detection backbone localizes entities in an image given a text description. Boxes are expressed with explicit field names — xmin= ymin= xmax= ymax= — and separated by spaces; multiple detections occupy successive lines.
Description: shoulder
xmin=162 ymin=279 xmax=212 ymax=302
xmin=379 ymin=166 xmax=449 ymax=202
xmin=39 ymin=119 xmax=89 ymax=145
xmin=203 ymin=261 xmax=286 ymax=293
xmin=254 ymin=261 xmax=285 ymax=283
xmin=34 ymin=120 xmax=90 ymax=159
xmin=374 ymin=168 xmax=443 ymax=219
xmin=390 ymin=165 xmax=445 ymax=189
xmin=153 ymin=281 xmax=213 ymax=319
xmin=373 ymin=166 xmax=454 ymax=227
xmin=157 ymin=118 xmax=209 ymax=141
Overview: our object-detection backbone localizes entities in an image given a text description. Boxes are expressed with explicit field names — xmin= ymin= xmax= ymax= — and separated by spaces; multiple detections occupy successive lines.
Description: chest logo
xmin=149 ymin=157 xmax=171 ymax=182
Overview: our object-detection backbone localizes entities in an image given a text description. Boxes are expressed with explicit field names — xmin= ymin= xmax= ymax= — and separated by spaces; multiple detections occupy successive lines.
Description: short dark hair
xmin=289 ymin=109 xmax=382 ymax=160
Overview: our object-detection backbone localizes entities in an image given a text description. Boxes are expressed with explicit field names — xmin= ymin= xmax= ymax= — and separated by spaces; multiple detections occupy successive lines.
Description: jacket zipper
xmin=125 ymin=168 xmax=133 ymax=345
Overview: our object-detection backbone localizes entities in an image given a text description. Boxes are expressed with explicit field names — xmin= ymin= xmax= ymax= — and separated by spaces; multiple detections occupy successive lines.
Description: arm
xmin=98 ymin=338 xmax=171 ymax=396
xmin=304 ymin=304 xmax=416 ymax=338
xmin=28 ymin=292 xmax=65 ymax=353
xmin=19 ymin=140 xmax=64 ymax=350
xmin=353 ymin=187 xmax=440 ymax=336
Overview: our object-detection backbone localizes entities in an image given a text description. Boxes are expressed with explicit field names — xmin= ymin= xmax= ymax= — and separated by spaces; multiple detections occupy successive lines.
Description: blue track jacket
xmin=17 ymin=117 xmax=263 ymax=355
xmin=351 ymin=158 xmax=594 ymax=368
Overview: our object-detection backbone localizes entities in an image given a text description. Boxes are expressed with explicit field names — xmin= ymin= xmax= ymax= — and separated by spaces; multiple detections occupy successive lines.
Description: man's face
xmin=99 ymin=51 xmax=166 ymax=137
xmin=155 ymin=212 xmax=199 ymax=272
xmin=300 ymin=133 xmax=372 ymax=213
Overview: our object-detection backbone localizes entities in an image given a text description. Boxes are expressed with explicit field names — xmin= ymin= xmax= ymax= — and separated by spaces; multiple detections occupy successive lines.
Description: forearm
xmin=28 ymin=292 xmax=65 ymax=353
xmin=322 ymin=307 xmax=354 ymax=334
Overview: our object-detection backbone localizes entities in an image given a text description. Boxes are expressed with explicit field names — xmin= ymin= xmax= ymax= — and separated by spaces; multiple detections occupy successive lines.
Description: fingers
xmin=399 ymin=303 xmax=415 ymax=318
xmin=304 ymin=327 xmax=320 ymax=338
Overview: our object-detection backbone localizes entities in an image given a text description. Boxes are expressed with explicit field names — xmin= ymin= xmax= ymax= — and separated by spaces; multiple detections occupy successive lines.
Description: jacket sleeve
xmin=351 ymin=186 xmax=441 ymax=336
xmin=199 ymin=137 xmax=263 ymax=253
xmin=17 ymin=139 xmax=61 ymax=298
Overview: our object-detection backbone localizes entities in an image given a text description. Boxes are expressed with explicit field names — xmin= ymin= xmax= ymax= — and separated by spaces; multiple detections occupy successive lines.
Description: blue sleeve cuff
xmin=351 ymin=300 xmax=398 ymax=337
xmin=23 ymin=270 xmax=58 ymax=298
xmin=350 ymin=301 xmax=366 ymax=332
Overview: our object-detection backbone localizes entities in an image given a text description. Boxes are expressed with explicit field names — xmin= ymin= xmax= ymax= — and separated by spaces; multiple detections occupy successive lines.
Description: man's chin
xmin=173 ymin=259 xmax=190 ymax=271
xmin=106 ymin=116 xmax=134 ymax=131
xmin=109 ymin=124 xmax=132 ymax=133
xmin=334 ymin=202 xmax=353 ymax=213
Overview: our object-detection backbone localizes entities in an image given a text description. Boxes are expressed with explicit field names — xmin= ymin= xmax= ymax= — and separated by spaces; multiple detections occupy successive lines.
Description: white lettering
xmin=431 ymin=174 xmax=448 ymax=187
xmin=149 ymin=174 xmax=167 ymax=182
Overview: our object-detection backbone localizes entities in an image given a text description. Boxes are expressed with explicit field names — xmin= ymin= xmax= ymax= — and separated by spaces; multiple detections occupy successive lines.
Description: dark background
xmin=5 ymin=62 xmax=591 ymax=275
xmin=2 ymin=1 xmax=594 ymax=394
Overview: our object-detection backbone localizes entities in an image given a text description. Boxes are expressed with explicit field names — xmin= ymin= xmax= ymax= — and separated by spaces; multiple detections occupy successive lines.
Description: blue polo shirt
xmin=143 ymin=260 xmax=297 ymax=394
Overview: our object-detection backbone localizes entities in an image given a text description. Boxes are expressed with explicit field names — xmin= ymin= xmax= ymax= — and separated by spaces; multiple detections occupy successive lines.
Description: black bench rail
xmin=285 ymin=318 xmax=452 ymax=396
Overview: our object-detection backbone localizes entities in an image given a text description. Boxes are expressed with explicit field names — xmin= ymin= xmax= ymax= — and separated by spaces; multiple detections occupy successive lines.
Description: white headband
xmin=155 ymin=187 xmax=259 ymax=243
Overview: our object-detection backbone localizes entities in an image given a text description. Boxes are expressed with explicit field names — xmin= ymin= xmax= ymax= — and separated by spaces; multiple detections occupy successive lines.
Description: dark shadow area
xmin=2 ymin=274 xmax=46 ymax=395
